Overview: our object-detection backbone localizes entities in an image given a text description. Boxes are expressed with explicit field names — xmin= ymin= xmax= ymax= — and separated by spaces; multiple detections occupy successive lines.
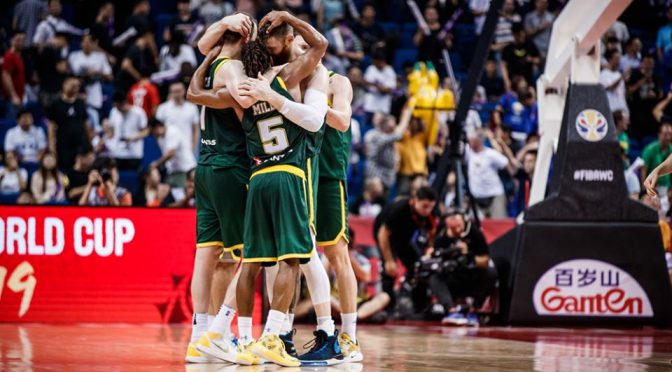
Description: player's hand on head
xmin=260 ymin=10 xmax=289 ymax=32
xmin=222 ymin=13 xmax=252 ymax=39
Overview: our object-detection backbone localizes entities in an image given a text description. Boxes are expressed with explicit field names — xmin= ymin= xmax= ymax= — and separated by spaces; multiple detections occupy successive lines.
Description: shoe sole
xmin=196 ymin=342 xmax=237 ymax=364
xmin=343 ymin=351 xmax=364 ymax=363
xmin=442 ymin=319 xmax=468 ymax=326
xmin=252 ymin=345 xmax=300 ymax=367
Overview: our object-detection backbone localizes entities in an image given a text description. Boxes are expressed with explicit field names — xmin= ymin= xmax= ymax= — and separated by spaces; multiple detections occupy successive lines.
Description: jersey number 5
xmin=257 ymin=116 xmax=289 ymax=154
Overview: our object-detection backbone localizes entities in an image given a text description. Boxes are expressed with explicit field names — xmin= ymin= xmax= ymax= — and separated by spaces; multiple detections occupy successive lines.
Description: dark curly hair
xmin=241 ymin=37 xmax=273 ymax=78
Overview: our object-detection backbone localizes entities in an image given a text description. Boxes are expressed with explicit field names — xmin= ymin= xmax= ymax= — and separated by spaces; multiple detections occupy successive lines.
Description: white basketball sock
xmin=238 ymin=316 xmax=253 ymax=345
xmin=317 ymin=316 xmax=335 ymax=336
xmin=262 ymin=310 xmax=286 ymax=337
xmin=281 ymin=313 xmax=295 ymax=334
xmin=209 ymin=304 xmax=235 ymax=336
xmin=341 ymin=313 xmax=357 ymax=341
xmin=191 ymin=313 xmax=208 ymax=342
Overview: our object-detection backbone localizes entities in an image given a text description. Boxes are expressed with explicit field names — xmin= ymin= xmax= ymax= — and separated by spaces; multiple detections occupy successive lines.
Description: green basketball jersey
xmin=198 ymin=57 xmax=248 ymax=170
xmin=241 ymin=76 xmax=308 ymax=172
xmin=319 ymin=72 xmax=351 ymax=180
xmin=306 ymin=121 xmax=326 ymax=158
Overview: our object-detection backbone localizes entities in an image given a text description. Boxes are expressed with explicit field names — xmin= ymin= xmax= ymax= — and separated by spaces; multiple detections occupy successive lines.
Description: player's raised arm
xmin=261 ymin=11 xmax=328 ymax=89
xmin=197 ymin=13 xmax=252 ymax=55
xmin=186 ymin=46 xmax=238 ymax=110
xmin=326 ymin=73 xmax=353 ymax=132
xmin=644 ymin=152 xmax=672 ymax=196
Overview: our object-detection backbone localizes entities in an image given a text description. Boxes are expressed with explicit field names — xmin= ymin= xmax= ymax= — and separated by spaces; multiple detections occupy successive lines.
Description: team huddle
xmin=183 ymin=11 xmax=360 ymax=367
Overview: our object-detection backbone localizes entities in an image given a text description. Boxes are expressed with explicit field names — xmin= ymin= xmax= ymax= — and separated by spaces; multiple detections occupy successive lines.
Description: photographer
xmin=374 ymin=186 xmax=439 ymax=310
xmin=79 ymin=157 xmax=132 ymax=206
xmin=418 ymin=210 xmax=497 ymax=327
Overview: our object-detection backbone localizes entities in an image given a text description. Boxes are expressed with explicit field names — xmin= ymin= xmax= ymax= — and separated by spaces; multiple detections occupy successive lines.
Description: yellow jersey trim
xmin=307 ymin=157 xmax=315 ymax=225
xmin=212 ymin=56 xmax=231 ymax=76
xmin=222 ymin=243 xmax=244 ymax=252
xmin=250 ymin=164 xmax=306 ymax=181
xmin=316 ymin=180 xmax=349 ymax=246
xmin=242 ymin=248 xmax=315 ymax=263
xmin=196 ymin=241 xmax=224 ymax=248
xmin=276 ymin=76 xmax=288 ymax=92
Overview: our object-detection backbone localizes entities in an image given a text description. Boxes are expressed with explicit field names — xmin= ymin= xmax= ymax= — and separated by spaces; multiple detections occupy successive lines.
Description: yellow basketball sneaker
xmin=236 ymin=342 xmax=263 ymax=366
xmin=196 ymin=332 xmax=237 ymax=363
xmin=185 ymin=341 xmax=214 ymax=363
xmin=338 ymin=333 xmax=363 ymax=363
xmin=251 ymin=334 xmax=300 ymax=367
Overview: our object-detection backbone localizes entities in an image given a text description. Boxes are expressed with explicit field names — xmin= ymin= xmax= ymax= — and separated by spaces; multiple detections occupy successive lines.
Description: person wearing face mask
xmin=419 ymin=210 xmax=497 ymax=327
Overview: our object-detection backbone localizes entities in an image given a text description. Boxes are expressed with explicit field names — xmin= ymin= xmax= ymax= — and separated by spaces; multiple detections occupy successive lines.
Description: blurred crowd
xmin=0 ymin=0 xmax=669 ymax=218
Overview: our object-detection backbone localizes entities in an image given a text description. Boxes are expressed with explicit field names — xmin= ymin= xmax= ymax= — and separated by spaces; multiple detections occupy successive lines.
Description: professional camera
xmin=93 ymin=169 xmax=112 ymax=186
xmin=414 ymin=243 xmax=472 ymax=279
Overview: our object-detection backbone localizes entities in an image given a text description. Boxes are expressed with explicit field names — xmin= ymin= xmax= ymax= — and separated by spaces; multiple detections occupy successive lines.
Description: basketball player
xmin=188 ymin=16 xmax=330 ymax=367
xmin=645 ymin=152 xmax=672 ymax=197
xmin=184 ymin=13 xmax=253 ymax=364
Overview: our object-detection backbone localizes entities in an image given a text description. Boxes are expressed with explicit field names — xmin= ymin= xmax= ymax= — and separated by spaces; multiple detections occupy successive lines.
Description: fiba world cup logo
xmin=575 ymin=109 xmax=608 ymax=142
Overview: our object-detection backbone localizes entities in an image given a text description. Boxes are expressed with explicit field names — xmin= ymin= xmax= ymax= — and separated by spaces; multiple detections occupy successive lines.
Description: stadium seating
xmin=393 ymin=48 xmax=418 ymax=74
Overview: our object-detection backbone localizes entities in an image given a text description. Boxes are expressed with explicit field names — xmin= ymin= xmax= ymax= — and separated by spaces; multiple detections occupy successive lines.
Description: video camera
xmin=415 ymin=243 xmax=472 ymax=279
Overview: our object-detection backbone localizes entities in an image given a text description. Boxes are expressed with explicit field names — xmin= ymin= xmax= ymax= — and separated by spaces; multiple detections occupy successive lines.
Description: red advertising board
xmin=0 ymin=206 xmax=265 ymax=323
xmin=0 ymin=206 xmax=515 ymax=323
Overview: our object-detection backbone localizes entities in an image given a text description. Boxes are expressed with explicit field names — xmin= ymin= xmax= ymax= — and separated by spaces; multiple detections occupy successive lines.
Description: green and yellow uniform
xmin=316 ymin=71 xmax=351 ymax=246
xmin=195 ymin=56 xmax=249 ymax=258
xmin=240 ymin=76 xmax=313 ymax=264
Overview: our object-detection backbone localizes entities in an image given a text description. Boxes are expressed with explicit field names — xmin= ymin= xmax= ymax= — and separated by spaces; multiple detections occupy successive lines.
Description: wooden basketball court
xmin=1 ymin=323 xmax=671 ymax=371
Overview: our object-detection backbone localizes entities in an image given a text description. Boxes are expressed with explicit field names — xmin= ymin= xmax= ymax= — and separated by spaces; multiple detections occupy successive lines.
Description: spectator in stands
xmin=0 ymin=151 xmax=28 ymax=194
xmin=347 ymin=65 xmax=366 ymax=115
xmin=156 ymin=82 xmax=200 ymax=151
xmin=36 ymin=32 xmax=70 ymax=109
xmin=614 ymin=110 xmax=630 ymax=155
xmin=115 ymin=30 xmax=158 ymax=94
xmin=4 ymin=109 xmax=46 ymax=164
xmin=501 ymin=24 xmax=540 ymax=87
xmin=149 ymin=119 xmax=196 ymax=192
xmin=123 ymin=0 xmax=157 ymax=56
xmin=600 ymin=49 xmax=629 ymax=115
xmin=317 ymin=0 xmax=345 ymax=31
xmin=642 ymin=122 xmax=672 ymax=197
xmin=627 ymin=54 xmax=660 ymax=138
xmin=524 ymin=0 xmax=554 ymax=57
xmin=47 ymin=76 xmax=90 ymax=173
xmin=128 ymin=68 xmax=161 ymax=119
xmin=159 ymin=31 xmax=198 ymax=79
xmin=351 ymin=2 xmax=385 ymax=55
xmin=493 ymin=77 xmax=535 ymax=143
xmin=89 ymin=2 xmax=115 ymax=63
xmin=363 ymin=49 xmax=397 ymax=118
xmin=92 ymin=119 xmax=117 ymax=156
xmin=79 ymin=156 xmax=132 ymax=206
xmin=623 ymin=148 xmax=640 ymax=200
xmin=609 ymin=18 xmax=630 ymax=47
xmin=30 ymin=151 xmax=67 ymax=204
xmin=470 ymin=0 xmax=490 ymax=35
xmin=138 ymin=166 xmax=173 ymax=207
xmin=414 ymin=6 xmax=450 ymax=74
xmin=2 ymin=30 xmax=26 ymax=119
xmin=621 ymin=37 xmax=642 ymax=72
xmin=169 ymin=167 xmax=195 ymax=207
xmin=326 ymin=20 xmax=364 ymax=69
xmin=107 ymin=92 xmax=148 ymax=171
xmin=466 ymin=129 xmax=511 ymax=218
xmin=12 ymin=0 xmax=47 ymax=46
xmin=490 ymin=0 xmax=521 ymax=53
xmin=69 ymin=33 xmax=113 ymax=124
xmin=198 ymin=0 xmax=234 ymax=27
xmin=32 ymin=0 xmax=83 ymax=50
xmin=375 ymin=186 xmax=439 ymax=311
xmin=397 ymin=114 xmax=429 ymax=197
xmin=429 ymin=210 xmax=497 ymax=327
xmin=65 ymin=146 xmax=95 ymax=204
xmin=513 ymin=149 xmax=536 ymax=214
xmin=657 ymin=8 xmax=672 ymax=66
xmin=480 ymin=58 xmax=506 ymax=101
xmin=350 ymin=176 xmax=386 ymax=218
xmin=167 ymin=0 xmax=203 ymax=46
xmin=365 ymin=108 xmax=410 ymax=193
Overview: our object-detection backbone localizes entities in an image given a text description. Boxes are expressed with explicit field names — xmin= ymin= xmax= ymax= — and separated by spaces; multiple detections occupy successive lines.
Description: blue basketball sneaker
xmin=465 ymin=312 xmax=480 ymax=327
xmin=441 ymin=312 xmax=468 ymax=326
xmin=298 ymin=330 xmax=344 ymax=366
xmin=280 ymin=329 xmax=298 ymax=358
